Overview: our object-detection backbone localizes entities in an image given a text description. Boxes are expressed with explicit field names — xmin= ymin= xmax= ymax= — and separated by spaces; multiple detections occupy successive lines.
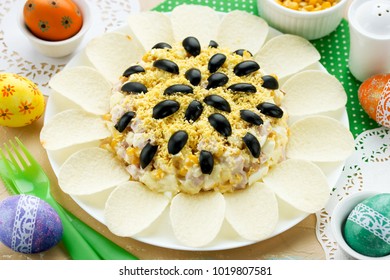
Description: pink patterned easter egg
xmin=0 ymin=195 xmax=63 ymax=254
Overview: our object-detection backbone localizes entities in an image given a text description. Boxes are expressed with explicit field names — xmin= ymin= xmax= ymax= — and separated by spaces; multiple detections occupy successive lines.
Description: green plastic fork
xmin=0 ymin=137 xmax=138 ymax=260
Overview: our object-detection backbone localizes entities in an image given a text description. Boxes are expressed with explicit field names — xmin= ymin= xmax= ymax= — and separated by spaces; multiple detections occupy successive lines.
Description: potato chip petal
xmin=286 ymin=116 xmax=355 ymax=162
xmin=40 ymin=109 xmax=110 ymax=150
xmin=128 ymin=11 xmax=174 ymax=50
xmin=170 ymin=191 xmax=225 ymax=247
xmin=49 ymin=66 xmax=111 ymax=115
xmin=254 ymin=34 xmax=320 ymax=79
xmin=282 ymin=70 xmax=347 ymax=117
xmin=263 ymin=159 xmax=330 ymax=213
xmin=170 ymin=5 xmax=220 ymax=46
xmin=58 ymin=147 xmax=130 ymax=195
xmin=85 ymin=32 xmax=145 ymax=83
xmin=104 ymin=181 xmax=170 ymax=236
xmin=224 ymin=183 xmax=278 ymax=241
xmin=217 ymin=11 xmax=269 ymax=54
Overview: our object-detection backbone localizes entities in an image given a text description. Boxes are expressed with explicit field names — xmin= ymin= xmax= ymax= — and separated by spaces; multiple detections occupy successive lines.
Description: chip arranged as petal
xmin=85 ymin=32 xmax=145 ymax=83
xmin=282 ymin=70 xmax=347 ymax=117
xmin=58 ymin=147 xmax=130 ymax=195
xmin=170 ymin=5 xmax=220 ymax=46
xmin=254 ymin=34 xmax=320 ymax=79
xmin=104 ymin=181 xmax=170 ymax=236
xmin=224 ymin=182 xmax=278 ymax=241
xmin=49 ymin=66 xmax=111 ymax=115
xmin=286 ymin=116 xmax=355 ymax=162
xmin=40 ymin=109 xmax=110 ymax=150
xmin=170 ymin=191 xmax=225 ymax=247
xmin=217 ymin=11 xmax=269 ymax=55
xmin=128 ymin=11 xmax=174 ymax=50
xmin=263 ymin=159 xmax=330 ymax=213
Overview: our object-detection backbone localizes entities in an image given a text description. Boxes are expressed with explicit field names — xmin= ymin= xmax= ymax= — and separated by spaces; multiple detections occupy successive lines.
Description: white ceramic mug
xmin=348 ymin=0 xmax=390 ymax=82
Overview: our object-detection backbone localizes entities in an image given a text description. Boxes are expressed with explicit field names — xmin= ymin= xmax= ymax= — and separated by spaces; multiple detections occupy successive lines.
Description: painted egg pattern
xmin=0 ymin=73 xmax=45 ymax=128
xmin=0 ymin=195 xmax=63 ymax=254
xmin=23 ymin=0 xmax=83 ymax=41
xmin=358 ymin=73 xmax=390 ymax=128
xmin=344 ymin=193 xmax=390 ymax=257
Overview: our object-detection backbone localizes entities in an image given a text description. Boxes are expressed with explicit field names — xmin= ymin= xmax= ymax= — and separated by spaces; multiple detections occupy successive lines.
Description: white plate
xmin=44 ymin=24 xmax=349 ymax=251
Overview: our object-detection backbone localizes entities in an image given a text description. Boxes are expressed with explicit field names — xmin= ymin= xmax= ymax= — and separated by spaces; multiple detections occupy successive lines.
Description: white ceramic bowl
xmin=331 ymin=191 xmax=390 ymax=260
xmin=257 ymin=0 xmax=348 ymax=40
xmin=17 ymin=0 xmax=91 ymax=58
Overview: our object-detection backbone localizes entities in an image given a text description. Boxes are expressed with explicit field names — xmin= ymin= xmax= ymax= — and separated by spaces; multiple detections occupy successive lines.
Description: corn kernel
xmin=178 ymin=167 xmax=188 ymax=177
xmin=153 ymin=169 xmax=165 ymax=180
xmin=303 ymin=4 xmax=314 ymax=11
xmin=285 ymin=1 xmax=299 ymax=10
xmin=299 ymin=2 xmax=307 ymax=7
xmin=189 ymin=154 xmax=198 ymax=163
xmin=277 ymin=0 xmax=339 ymax=11
xmin=126 ymin=147 xmax=140 ymax=165
xmin=322 ymin=1 xmax=331 ymax=9
xmin=103 ymin=113 xmax=112 ymax=121
xmin=185 ymin=154 xmax=198 ymax=167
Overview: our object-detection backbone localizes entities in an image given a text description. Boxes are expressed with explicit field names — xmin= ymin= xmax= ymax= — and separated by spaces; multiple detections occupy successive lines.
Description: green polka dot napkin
xmin=155 ymin=0 xmax=260 ymax=14
xmin=311 ymin=22 xmax=379 ymax=138
xmin=154 ymin=0 xmax=380 ymax=138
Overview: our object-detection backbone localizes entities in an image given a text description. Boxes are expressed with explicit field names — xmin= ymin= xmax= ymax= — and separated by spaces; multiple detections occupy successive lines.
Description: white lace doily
xmin=0 ymin=0 xmax=141 ymax=96
xmin=316 ymin=127 xmax=390 ymax=259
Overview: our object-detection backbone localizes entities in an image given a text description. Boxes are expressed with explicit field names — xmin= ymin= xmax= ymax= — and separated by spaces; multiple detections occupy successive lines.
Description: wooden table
xmin=0 ymin=0 xmax=329 ymax=260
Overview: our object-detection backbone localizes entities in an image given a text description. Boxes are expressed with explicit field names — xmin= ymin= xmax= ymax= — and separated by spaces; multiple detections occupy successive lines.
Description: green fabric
xmin=311 ymin=21 xmax=379 ymax=138
xmin=153 ymin=0 xmax=380 ymax=138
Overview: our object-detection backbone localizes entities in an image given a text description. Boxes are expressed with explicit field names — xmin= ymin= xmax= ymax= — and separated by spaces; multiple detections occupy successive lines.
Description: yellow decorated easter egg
xmin=0 ymin=73 xmax=45 ymax=127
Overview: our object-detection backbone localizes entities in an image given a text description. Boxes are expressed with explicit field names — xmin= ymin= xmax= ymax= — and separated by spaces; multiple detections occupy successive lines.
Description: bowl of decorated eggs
xmin=257 ymin=0 xmax=348 ymax=40
xmin=17 ymin=0 xmax=91 ymax=57
xmin=331 ymin=191 xmax=390 ymax=259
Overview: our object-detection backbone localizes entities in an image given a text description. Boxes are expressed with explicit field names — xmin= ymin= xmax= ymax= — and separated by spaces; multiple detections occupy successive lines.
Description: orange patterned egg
xmin=0 ymin=73 xmax=45 ymax=128
xmin=23 ymin=0 xmax=83 ymax=41
xmin=358 ymin=74 xmax=390 ymax=128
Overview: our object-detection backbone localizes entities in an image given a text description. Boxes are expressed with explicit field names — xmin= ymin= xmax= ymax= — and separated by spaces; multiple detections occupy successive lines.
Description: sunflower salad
xmin=40 ymin=5 xmax=354 ymax=249
xmin=107 ymin=37 xmax=289 ymax=195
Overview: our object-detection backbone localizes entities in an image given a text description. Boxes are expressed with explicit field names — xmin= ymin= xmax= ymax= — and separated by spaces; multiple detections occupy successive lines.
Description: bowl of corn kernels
xmin=257 ymin=0 xmax=348 ymax=40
